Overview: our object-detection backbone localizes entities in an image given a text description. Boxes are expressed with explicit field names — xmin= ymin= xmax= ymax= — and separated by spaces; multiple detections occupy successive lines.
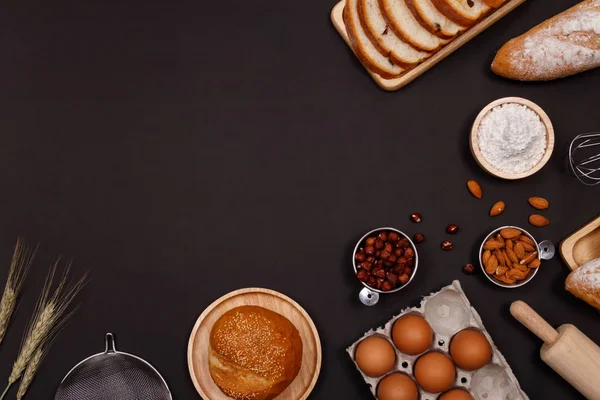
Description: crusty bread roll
xmin=209 ymin=306 xmax=303 ymax=400
xmin=492 ymin=0 xmax=600 ymax=81
xmin=566 ymin=258 xmax=600 ymax=312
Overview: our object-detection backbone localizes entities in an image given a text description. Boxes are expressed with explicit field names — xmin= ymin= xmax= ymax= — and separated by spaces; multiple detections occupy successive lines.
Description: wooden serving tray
xmin=187 ymin=288 xmax=322 ymax=400
xmin=560 ymin=215 xmax=600 ymax=271
xmin=330 ymin=0 xmax=528 ymax=91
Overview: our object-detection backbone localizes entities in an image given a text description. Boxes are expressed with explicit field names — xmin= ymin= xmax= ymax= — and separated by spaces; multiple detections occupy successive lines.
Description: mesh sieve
xmin=54 ymin=333 xmax=172 ymax=400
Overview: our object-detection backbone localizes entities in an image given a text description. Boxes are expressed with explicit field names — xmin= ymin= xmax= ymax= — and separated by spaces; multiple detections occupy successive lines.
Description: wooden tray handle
xmin=510 ymin=300 xmax=559 ymax=345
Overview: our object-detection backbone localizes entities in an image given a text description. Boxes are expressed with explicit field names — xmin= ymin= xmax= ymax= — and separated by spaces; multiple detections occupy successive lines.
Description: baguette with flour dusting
xmin=565 ymin=258 xmax=600 ymax=312
xmin=492 ymin=0 xmax=600 ymax=81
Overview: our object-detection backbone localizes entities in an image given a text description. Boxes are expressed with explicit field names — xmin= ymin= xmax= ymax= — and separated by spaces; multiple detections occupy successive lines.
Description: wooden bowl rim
xmin=187 ymin=287 xmax=322 ymax=400
xmin=470 ymin=97 xmax=555 ymax=180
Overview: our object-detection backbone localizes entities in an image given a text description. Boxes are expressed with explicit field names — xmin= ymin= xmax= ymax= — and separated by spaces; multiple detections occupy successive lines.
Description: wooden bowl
xmin=560 ymin=215 xmax=600 ymax=271
xmin=470 ymin=97 xmax=555 ymax=179
xmin=187 ymin=288 xmax=322 ymax=400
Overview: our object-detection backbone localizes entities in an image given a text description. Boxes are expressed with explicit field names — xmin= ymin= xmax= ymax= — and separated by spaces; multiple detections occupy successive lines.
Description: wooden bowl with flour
xmin=470 ymin=97 xmax=555 ymax=180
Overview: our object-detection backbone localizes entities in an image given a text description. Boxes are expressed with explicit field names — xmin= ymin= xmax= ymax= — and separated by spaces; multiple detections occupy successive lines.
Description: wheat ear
xmin=0 ymin=261 xmax=86 ymax=400
xmin=15 ymin=344 xmax=46 ymax=400
xmin=0 ymin=238 xmax=36 ymax=346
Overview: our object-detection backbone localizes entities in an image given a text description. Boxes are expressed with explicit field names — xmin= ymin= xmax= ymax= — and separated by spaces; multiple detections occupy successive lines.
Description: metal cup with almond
xmin=479 ymin=226 xmax=555 ymax=288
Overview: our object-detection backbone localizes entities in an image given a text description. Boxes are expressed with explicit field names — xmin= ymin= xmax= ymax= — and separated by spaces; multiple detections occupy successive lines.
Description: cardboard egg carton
xmin=347 ymin=280 xmax=528 ymax=400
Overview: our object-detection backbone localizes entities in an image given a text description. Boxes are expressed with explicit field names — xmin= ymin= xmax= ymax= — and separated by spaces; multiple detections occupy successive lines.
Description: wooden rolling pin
xmin=510 ymin=301 xmax=600 ymax=400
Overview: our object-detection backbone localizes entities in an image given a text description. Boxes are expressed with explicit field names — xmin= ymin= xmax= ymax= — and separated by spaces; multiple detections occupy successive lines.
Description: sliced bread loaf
xmin=430 ymin=0 xmax=491 ymax=26
xmin=358 ymin=0 xmax=431 ymax=67
xmin=344 ymin=0 xmax=405 ymax=78
xmin=405 ymin=0 xmax=467 ymax=38
xmin=380 ymin=0 xmax=449 ymax=51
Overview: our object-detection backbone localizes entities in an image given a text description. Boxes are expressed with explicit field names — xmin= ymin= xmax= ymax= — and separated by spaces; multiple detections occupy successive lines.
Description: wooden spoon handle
xmin=510 ymin=300 xmax=559 ymax=344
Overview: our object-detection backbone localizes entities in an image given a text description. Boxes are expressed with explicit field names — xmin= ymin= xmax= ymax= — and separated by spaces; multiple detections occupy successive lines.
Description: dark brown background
xmin=0 ymin=0 xmax=597 ymax=398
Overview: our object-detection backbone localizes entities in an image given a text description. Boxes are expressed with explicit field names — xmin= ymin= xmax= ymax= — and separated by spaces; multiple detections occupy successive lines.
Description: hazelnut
xmin=446 ymin=224 xmax=459 ymax=234
xmin=357 ymin=269 xmax=369 ymax=282
xmin=386 ymin=272 xmax=398 ymax=286
xmin=398 ymin=274 xmax=410 ymax=285
xmin=375 ymin=250 xmax=381 ymax=258
xmin=398 ymin=238 xmax=410 ymax=248
xmin=365 ymin=246 xmax=375 ymax=255
xmin=410 ymin=213 xmax=422 ymax=223
xmin=388 ymin=255 xmax=397 ymax=263
xmin=393 ymin=265 xmax=405 ymax=275
xmin=374 ymin=269 xmax=386 ymax=279
xmin=381 ymin=281 xmax=392 ymax=291
xmin=397 ymin=256 xmax=408 ymax=267
xmin=463 ymin=264 xmax=476 ymax=274
xmin=394 ymin=248 xmax=403 ymax=257
xmin=375 ymin=238 xmax=385 ymax=249
xmin=384 ymin=243 xmax=393 ymax=253
xmin=404 ymin=267 xmax=412 ymax=276
xmin=380 ymin=250 xmax=391 ymax=259
xmin=413 ymin=233 xmax=425 ymax=243
xmin=375 ymin=279 xmax=383 ymax=290
xmin=441 ymin=241 xmax=453 ymax=251
xmin=405 ymin=257 xmax=414 ymax=267
xmin=355 ymin=252 xmax=366 ymax=262
xmin=383 ymin=259 xmax=394 ymax=268
xmin=404 ymin=248 xmax=415 ymax=258
xmin=360 ymin=261 xmax=373 ymax=271
xmin=378 ymin=231 xmax=388 ymax=242
xmin=365 ymin=237 xmax=376 ymax=246
xmin=388 ymin=232 xmax=400 ymax=242
xmin=367 ymin=276 xmax=377 ymax=287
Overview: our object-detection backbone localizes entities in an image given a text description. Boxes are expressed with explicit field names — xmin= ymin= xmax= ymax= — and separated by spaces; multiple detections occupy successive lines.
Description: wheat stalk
xmin=0 ymin=238 xmax=36 ymax=346
xmin=0 ymin=261 xmax=86 ymax=400
xmin=15 ymin=345 xmax=46 ymax=400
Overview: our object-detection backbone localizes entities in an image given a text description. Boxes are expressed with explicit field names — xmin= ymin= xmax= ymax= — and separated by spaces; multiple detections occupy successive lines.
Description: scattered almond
xmin=529 ymin=214 xmax=550 ymax=227
xmin=467 ymin=180 xmax=483 ymax=199
xmin=490 ymin=201 xmax=506 ymax=217
xmin=528 ymin=197 xmax=549 ymax=210
xmin=500 ymin=228 xmax=521 ymax=240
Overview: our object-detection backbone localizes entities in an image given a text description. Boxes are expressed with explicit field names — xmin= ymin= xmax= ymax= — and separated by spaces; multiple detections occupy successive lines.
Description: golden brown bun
xmin=565 ymin=258 xmax=600 ymax=312
xmin=492 ymin=0 xmax=600 ymax=81
xmin=209 ymin=306 xmax=303 ymax=400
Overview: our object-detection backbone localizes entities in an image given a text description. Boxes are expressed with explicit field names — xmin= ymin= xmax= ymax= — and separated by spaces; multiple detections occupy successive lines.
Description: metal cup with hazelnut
xmin=354 ymin=229 xmax=416 ymax=292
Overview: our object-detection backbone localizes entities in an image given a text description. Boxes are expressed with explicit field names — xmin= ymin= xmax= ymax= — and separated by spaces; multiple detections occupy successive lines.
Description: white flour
xmin=477 ymin=103 xmax=547 ymax=174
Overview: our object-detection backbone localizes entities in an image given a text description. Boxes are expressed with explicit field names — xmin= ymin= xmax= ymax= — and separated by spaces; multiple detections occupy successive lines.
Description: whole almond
xmin=467 ymin=180 xmax=483 ymax=199
xmin=490 ymin=201 xmax=506 ymax=217
xmin=496 ymin=266 xmax=509 ymax=276
xmin=507 ymin=268 xmax=528 ymax=281
xmin=529 ymin=214 xmax=550 ymax=227
xmin=482 ymin=250 xmax=491 ymax=264
xmin=506 ymin=239 xmax=514 ymax=250
xmin=497 ymin=274 xmax=516 ymax=285
xmin=485 ymin=255 xmax=498 ymax=274
xmin=518 ymin=241 xmax=536 ymax=253
xmin=495 ymin=234 xmax=505 ymax=245
xmin=528 ymin=258 xmax=541 ymax=268
xmin=519 ymin=235 xmax=535 ymax=246
xmin=529 ymin=197 xmax=549 ymax=210
xmin=513 ymin=262 xmax=529 ymax=272
xmin=505 ymin=247 xmax=519 ymax=264
xmin=500 ymin=228 xmax=521 ymax=240
xmin=483 ymin=239 xmax=505 ymax=251
xmin=520 ymin=252 xmax=538 ymax=265
xmin=514 ymin=242 xmax=526 ymax=259
xmin=494 ymin=249 xmax=506 ymax=266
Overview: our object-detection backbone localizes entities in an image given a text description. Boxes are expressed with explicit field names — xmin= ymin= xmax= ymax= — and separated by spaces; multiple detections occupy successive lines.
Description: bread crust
xmin=343 ymin=0 xmax=404 ymax=78
xmin=209 ymin=306 xmax=303 ymax=400
xmin=491 ymin=0 xmax=600 ymax=81
xmin=430 ymin=0 xmax=487 ymax=26
xmin=405 ymin=0 xmax=452 ymax=38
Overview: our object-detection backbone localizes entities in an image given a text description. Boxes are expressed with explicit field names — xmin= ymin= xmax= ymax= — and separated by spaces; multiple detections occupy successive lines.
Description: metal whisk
xmin=569 ymin=133 xmax=600 ymax=186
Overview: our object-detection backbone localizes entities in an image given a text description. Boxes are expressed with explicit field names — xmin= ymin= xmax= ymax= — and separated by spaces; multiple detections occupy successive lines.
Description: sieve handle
xmin=105 ymin=333 xmax=117 ymax=353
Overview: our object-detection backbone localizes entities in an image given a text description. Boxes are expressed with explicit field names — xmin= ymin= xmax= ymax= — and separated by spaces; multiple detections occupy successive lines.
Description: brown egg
xmin=414 ymin=351 xmax=456 ymax=393
xmin=377 ymin=373 xmax=419 ymax=400
xmin=355 ymin=336 xmax=396 ymax=377
xmin=450 ymin=329 xmax=492 ymax=371
xmin=392 ymin=314 xmax=433 ymax=355
xmin=439 ymin=388 xmax=475 ymax=400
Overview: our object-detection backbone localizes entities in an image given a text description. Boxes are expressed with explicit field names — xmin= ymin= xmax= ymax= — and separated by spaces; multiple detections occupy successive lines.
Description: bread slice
xmin=406 ymin=0 xmax=467 ymax=38
xmin=358 ymin=0 xmax=430 ymax=67
xmin=430 ymin=0 xmax=491 ymax=26
xmin=482 ymin=0 xmax=507 ymax=7
xmin=344 ymin=0 xmax=405 ymax=78
xmin=380 ymin=0 xmax=450 ymax=51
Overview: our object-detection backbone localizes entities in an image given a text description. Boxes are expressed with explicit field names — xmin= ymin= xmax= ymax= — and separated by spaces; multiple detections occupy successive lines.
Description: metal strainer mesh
xmin=55 ymin=333 xmax=172 ymax=400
